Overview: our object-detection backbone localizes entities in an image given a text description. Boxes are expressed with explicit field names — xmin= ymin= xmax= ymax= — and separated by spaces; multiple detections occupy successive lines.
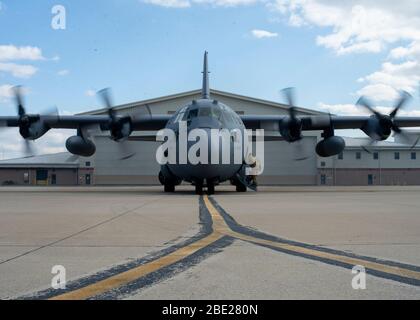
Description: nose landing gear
xmin=207 ymin=182 xmax=215 ymax=195
xmin=194 ymin=180 xmax=215 ymax=195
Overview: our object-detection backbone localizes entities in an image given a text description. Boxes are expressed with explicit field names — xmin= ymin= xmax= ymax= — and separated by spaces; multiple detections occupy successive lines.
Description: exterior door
xmin=36 ymin=169 xmax=48 ymax=185
xmin=85 ymin=174 xmax=91 ymax=185
xmin=368 ymin=174 xmax=374 ymax=185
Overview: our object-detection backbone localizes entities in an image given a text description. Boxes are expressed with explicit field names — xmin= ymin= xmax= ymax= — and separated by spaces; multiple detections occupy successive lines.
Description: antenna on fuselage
xmin=201 ymin=51 xmax=210 ymax=99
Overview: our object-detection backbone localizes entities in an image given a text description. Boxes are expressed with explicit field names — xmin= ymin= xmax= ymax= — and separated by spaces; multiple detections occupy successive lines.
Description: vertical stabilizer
xmin=202 ymin=51 xmax=210 ymax=99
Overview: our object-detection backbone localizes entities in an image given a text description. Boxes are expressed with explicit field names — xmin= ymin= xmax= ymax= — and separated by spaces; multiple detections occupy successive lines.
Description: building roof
xmin=78 ymin=89 xmax=326 ymax=116
xmin=0 ymin=152 xmax=79 ymax=168
xmin=343 ymin=137 xmax=420 ymax=150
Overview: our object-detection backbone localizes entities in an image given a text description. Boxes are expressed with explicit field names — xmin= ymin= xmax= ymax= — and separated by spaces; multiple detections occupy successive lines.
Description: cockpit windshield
xmin=199 ymin=106 xmax=221 ymax=119
xmin=182 ymin=105 xmax=222 ymax=121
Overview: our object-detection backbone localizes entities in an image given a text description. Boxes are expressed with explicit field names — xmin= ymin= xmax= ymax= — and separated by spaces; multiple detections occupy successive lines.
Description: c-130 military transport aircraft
xmin=1 ymin=52 xmax=420 ymax=195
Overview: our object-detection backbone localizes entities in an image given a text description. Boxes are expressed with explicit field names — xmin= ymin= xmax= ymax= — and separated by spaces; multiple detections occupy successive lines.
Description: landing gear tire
xmin=164 ymin=184 xmax=175 ymax=193
xmin=195 ymin=184 xmax=203 ymax=195
xmin=236 ymin=184 xmax=247 ymax=192
xmin=207 ymin=184 xmax=215 ymax=195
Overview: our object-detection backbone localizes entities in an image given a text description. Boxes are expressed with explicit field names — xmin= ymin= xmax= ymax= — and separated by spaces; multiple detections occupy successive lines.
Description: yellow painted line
xmin=203 ymin=195 xmax=420 ymax=282
xmin=50 ymin=232 xmax=223 ymax=300
xmin=50 ymin=194 xmax=420 ymax=300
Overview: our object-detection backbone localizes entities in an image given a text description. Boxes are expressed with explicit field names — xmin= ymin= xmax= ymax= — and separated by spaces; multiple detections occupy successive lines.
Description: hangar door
xmin=93 ymin=135 xmax=318 ymax=186
xmin=258 ymin=137 xmax=318 ymax=185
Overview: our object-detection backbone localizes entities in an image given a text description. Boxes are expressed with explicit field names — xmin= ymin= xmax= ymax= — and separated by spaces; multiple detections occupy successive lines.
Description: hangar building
xmin=0 ymin=89 xmax=419 ymax=186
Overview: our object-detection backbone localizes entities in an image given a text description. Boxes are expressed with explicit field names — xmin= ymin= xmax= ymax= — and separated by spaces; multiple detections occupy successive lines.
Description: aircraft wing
xmin=241 ymin=115 xmax=420 ymax=131
xmin=0 ymin=114 xmax=172 ymax=131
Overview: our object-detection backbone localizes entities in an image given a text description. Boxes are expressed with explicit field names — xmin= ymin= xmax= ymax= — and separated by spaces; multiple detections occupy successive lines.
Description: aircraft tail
xmin=201 ymin=51 xmax=210 ymax=99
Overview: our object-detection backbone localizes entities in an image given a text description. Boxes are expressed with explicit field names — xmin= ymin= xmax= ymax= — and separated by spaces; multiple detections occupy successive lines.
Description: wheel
xmin=207 ymin=184 xmax=215 ymax=195
xmin=164 ymin=184 xmax=175 ymax=192
xmin=236 ymin=184 xmax=247 ymax=192
xmin=195 ymin=184 xmax=203 ymax=195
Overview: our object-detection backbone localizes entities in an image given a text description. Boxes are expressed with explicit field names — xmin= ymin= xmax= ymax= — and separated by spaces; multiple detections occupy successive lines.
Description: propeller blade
xmin=281 ymin=87 xmax=297 ymax=118
xmin=66 ymin=154 xmax=79 ymax=162
xmin=80 ymin=124 xmax=100 ymax=140
xmin=117 ymin=140 xmax=136 ymax=160
xmin=131 ymin=104 xmax=153 ymax=121
xmin=23 ymin=140 xmax=34 ymax=157
xmin=292 ymin=139 xmax=310 ymax=161
xmin=390 ymin=91 xmax=412 ymax=118
xmin=41 ymin=106 xmax=60 ymax=123
xmin=13 ymin=86 xmax=26 ymax=117
xmin=97 ymin=88 xmax=113 ymax=109
xmin=394 ymin=129 xmax=420 ymax=149
xmin=97 ymin=88 xmax=118 ymax=121
xmin=356 ymin=96 xmax=381 ymax=117
xmin=361 ymin=140 xmax=377 ymax=154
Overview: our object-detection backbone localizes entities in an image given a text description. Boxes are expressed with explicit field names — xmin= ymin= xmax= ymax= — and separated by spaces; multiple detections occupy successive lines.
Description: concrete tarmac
xmin=0 ymin=186 xmax=419 ymax=299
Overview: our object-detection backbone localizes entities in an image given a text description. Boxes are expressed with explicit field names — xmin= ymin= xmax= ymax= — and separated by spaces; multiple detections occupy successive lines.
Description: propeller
xmin=97 ymin=88 xmax=136 ymax=160
xmin=280 ymin=87 xmax=309 ymax=161
xmin=357 ymin=91 xmax=418 ymax=151
xmin=13 ymin=86 xmax=36 ymax=156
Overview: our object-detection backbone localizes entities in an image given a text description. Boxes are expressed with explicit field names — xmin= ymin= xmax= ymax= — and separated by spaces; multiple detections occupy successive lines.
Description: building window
xmin=86 ymin=161 xmax=91 ymax=167
xmin=338 ymin=153 xmax=343 ymax=160
xmin=321 ymin=161 xmax=326 ymax=167
xmin=356 ymin=152 xmax=361 ymax=160
xmin=373 ymin=152 xmax=379 ymax=160
xmin=320 ymin=174 xmax=326 ymax=185
xmin=395 ymin=152 xmax=400 ymax=160
xmin=411 ymin=152 xmax=417 ymax=160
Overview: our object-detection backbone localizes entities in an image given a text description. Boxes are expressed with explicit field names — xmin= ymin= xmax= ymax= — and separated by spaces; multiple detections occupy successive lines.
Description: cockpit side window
xmin=184 ymin=108 xmax=198 ymax=121
xmin=173 ymin=107 xmax=187 ymax=123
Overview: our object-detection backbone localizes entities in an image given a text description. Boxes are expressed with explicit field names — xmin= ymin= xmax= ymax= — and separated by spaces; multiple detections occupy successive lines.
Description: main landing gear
xmin=164 ymin=184 xmax=175 ymax=193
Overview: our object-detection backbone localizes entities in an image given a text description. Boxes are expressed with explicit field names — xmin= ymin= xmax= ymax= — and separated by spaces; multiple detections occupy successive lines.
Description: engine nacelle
xmin=19 ymin=118 xmax=50 ymax=141
xmin=110 ymin=120 xmax=132 ymax=142
xmin=279 ymin=117 xmax=302 ymax=142
xmin=362 ymin=116 xmax=392 ymax=141
xmin=316 ymin=136 xmax=345 ymax=158
xmin=66 ymin=136 xmax=96 ymax=157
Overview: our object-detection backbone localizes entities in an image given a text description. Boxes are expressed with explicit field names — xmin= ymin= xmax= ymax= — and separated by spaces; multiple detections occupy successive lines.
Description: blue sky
xmin=0 ymin=0 xmax=419 ymax=158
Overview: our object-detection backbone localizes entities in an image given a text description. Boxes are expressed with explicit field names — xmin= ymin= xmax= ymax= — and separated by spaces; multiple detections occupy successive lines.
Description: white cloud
xmin=357 ymin=59 xmax=420 ymax=102
xmin=318 ymin=102 xmax=420 ymax=117
xmin=143 ymin=0 xmax=191 ymax=8
xmin=0 ymin=84 xmax=13 ymax=103
xmin=271 ymin=1 xmax=420 ymax=102
xmin=271 ymin=1 xmax=420 ymax=55
xmin=0 ymin=45 xmax=44 ymax=61
xmin=143 ymin=0 xmax=260 ymax=8
xmin=194 ymin=0 xmax=259 ymax=6
xmin=0 ymin=128 xmax=72 ymax=160
xmin=356 ymin=84 xmax=400 ymax=102
xmin=251 ymin=29 xmax=279 ymax=39
xmin=85 ymin=89 xmax=96 ymax=97
xmin=0 ymin=45 xmax=44 ymax=79
xmin=0 ymin=62 xmax=38 ymax=78
xmin=318 ymin=102 xmax=368 ymax=116
xmin=57 ymin=69 xmax=69 ymax=76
